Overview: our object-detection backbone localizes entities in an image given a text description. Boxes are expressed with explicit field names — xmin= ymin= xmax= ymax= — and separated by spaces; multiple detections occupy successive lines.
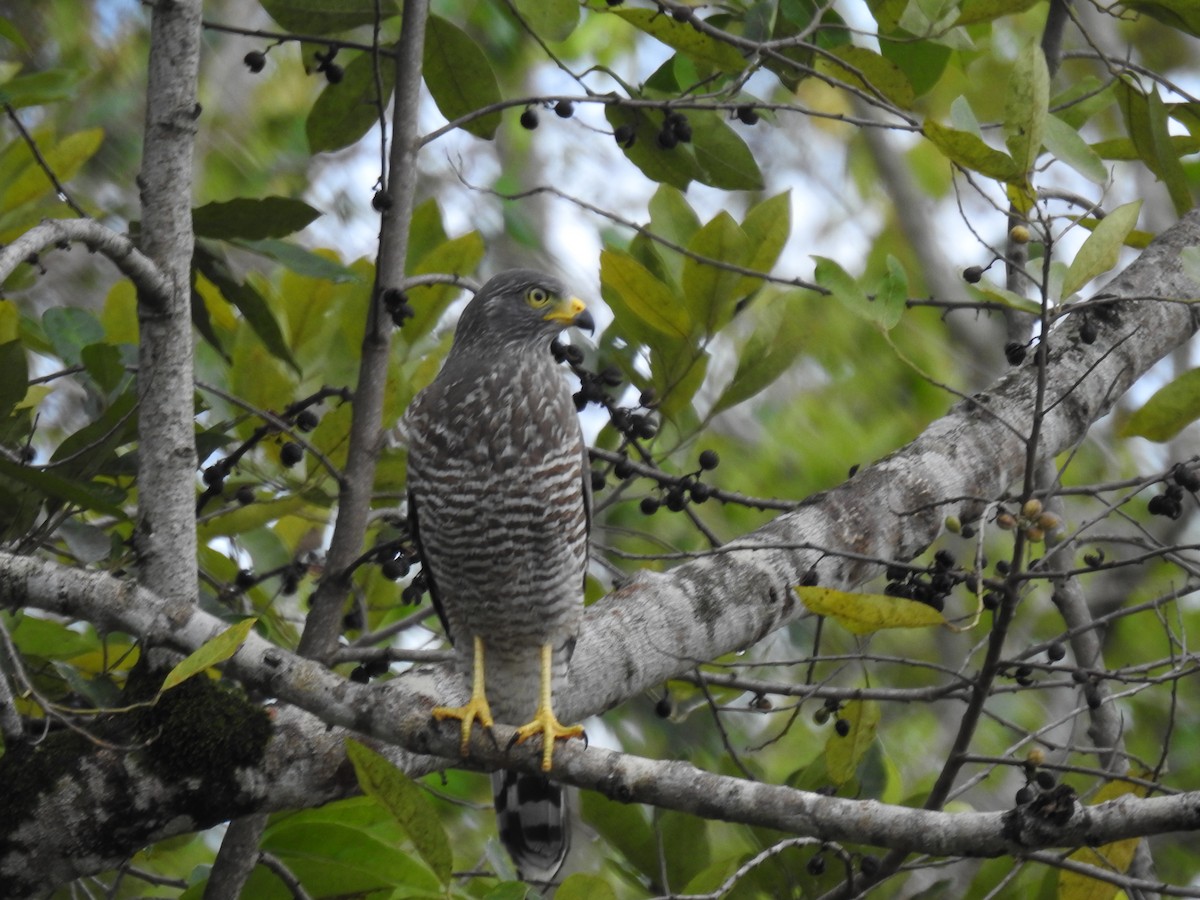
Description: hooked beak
xmin=545 ymin=296 xmax=594 ymax=333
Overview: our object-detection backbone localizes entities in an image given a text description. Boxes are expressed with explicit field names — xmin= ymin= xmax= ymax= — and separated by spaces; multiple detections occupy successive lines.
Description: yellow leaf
xmin=797 ymin=586 xmax=947 ymax=634
xmin=1059 ymin=777 xmax=1149 ymax=900
xmin=161 ymin=618 xmax=257 ymax=692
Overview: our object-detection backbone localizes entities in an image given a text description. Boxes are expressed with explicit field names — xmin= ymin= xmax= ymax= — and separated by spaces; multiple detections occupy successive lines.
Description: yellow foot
xmin=433 ymin=635 xmax=493 ymax=756
xmin=512 ymin=706 xmax=585 ymax=772
xmin=433 ymin=694 xmax=494 ymax=756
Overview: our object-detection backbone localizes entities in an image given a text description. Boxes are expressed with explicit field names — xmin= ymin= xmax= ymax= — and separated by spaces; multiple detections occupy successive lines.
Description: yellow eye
xmin=526 ymin=287 xmax=552 ymax=308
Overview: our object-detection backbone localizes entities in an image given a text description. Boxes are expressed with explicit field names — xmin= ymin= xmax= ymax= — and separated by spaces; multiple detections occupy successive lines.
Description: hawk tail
xmin=492 ymin=770 xmax=569 ymax=883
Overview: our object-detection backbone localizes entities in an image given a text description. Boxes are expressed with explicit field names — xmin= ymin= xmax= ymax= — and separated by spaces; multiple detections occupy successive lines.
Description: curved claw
xmin=513 ymin=707 xmax=585 ymax=772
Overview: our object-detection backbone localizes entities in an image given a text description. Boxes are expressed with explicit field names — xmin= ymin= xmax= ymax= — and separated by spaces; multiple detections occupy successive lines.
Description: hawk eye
xmin=526 ymin=287 xmax=552 ymax=308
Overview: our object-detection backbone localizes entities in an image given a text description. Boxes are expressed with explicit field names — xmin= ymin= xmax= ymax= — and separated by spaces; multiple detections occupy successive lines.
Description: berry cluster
xmin=1013 ymin=748 xmax=1060 ymax=805
xmin=313 ymin=45 xmax=343 ymax=84
xmin=197 ymin=388 xmax=347 ymax=514
xmin=1148 ymin=462 xmax=1199 ymax=519
xmin=995 ymin=498 xmax=1061 ymax=543
xmin=657 ymin=111 xmax=692 ymax=149
xmin=382 ymin=287 xmax=415 ymax=327
xmin=884 ymin=549 xmax=958 ymax=612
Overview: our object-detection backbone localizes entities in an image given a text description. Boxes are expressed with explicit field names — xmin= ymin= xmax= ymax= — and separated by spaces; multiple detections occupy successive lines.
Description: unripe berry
xmin=1010 ymin=224 xmax=1031 ymax=244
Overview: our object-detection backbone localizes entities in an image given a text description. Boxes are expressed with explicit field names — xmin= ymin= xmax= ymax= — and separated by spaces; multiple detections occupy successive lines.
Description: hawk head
xmin=453 ymin=269 xmax=594 ymax=351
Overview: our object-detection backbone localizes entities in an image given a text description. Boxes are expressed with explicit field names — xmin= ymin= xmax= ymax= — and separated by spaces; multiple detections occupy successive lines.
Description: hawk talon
xmin=432 ymin=635 xmax=494 ymax=756
xmin=513 ymin=706 xmax=586 ymax=772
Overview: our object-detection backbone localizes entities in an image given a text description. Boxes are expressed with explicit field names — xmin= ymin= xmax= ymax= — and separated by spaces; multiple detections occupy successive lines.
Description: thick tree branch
xmin=0 ymin=218 xmax=169 ymax=303
xmin=134 ymin=0 xmax=202 ymax=604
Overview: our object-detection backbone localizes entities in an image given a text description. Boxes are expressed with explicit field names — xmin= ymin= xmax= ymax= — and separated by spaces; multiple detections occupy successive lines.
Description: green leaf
xmin=824 ymin=699 xmax=881 ymax=785
xmin=689 ymin=110 xmax=764 ymax=190
xmin=80 ymin=343 xmax=127 ymax=395
xmin=307 ymin=51 xmax=395 ymax=154
xmin=601 ymin=249 xmax=691 ymax=339
xmin=875 ymin=255 xmax=909 ymax=326
xmin=402 ymin=231 xmax=486 ymax=343
xmin=1118 ymin=368 xmax=1200 ymax=442
xmin=237 ymin=239 xmax=362 ymax=283
xmin=711 ymin=290 xmax=807 ymax=415
xmin=1 ymin=127 xmax=103 ymax=209
xmin=0 ymin=68 xmax=78 ymax=108
xmin=0 ymin=18 xmax=31 ymax=53
xmin=797 ymin=586 xmax=947 ymax=634
xmin=1117 ymin=79 xmax=1192 ymax=215
xmin=344 ymin=739 xmax=453 ymax=886
xmin=1061 ymin=200 xmax=1141 ymax=298
xmin=1118 ymin=0 xmax=1200 ymax=38
xmin=1004 ymin=41 xmax=1049 ymax=209
xmin=580 ymin=792 xmax=655 ymax=880
xmin=195 ymin=243 xmax=300 ymax=373
xmin=0 ymin=340 xmax=27 ymax=418
xmin=48 ymin=388 xmax=138 ymax=477
xmin=880 ymin=35 xmax=951 ymax=97
xmin=818 ymin=45 xmax=915 ymax=110
xmin=955 ymin=0 xmax=1043 ymax=25
xmin=682 ymin=211 xmax=750 ymax=337
xmin=737 ymin=191 xmax=791 ymax=296
xmin=423 ymin=15 xmax=502 ymax=140
xmin=484 ymin=883 xmax=532 ymax=900
xmin=199 ymin=496 xmax=311 ymax=542
xmin=514 ymin=0 xmax=578 ymax=41
xmin=604 ymin=101 xmax=698 ymax=190
xmin=613 ymin=9 xmax=747 ymax=73
xmin=161 ymin=618 xmax=257 ymax=692
xmin=966 ymin=283 xmax=1043 ymax=316
xmin=556 ymin=873 xmax=618 ymax=900
xmin=193 ymin=197 xmax=321 ymax=241
xmin=260 ymin=0 xmax=399 ymax=33
xmin=43 ymin=306 xmax=104 ymax=367
xmin=1043 ymin=114 xmax=1108 ymax=185
xmin=923 ymin=121 xmax=1020 ymax=181
xmin=813 ymin=256 xmax=902 ymax=329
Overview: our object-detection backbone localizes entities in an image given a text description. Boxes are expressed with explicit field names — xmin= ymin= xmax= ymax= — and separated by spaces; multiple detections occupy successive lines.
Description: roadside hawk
xmin=403 ymin=269 xmax=594 ymax=881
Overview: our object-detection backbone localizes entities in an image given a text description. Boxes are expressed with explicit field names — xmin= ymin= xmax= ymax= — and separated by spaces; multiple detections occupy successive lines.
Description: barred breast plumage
xmin=403 ymin=269 xmax=593 ymax=883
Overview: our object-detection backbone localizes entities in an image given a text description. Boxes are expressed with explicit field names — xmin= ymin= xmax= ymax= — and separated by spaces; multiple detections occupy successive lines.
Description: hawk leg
xmin=433 ymin=635 xmax=494 ymax=755
xmin=512 ymin=643 xmax=585 ymax=772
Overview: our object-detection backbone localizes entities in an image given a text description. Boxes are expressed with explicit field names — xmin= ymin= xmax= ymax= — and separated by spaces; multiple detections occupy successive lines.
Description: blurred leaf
xmin=1117 ymin=79 xmax=1192 ymax=215
xmin=193 ymin=197 xmax=321 ymax=241
xmin=514 ymin=0 xmax=578 ymax=41
xmin=1059 ymin=778 xmax=1149 ymax=899
xmin=401 ymin=231 xmax=485 ymax=343
xmin=57 ymin=519 xmax=114 ymax=565
xmin=682 ymin=211 xmax=749 ymax=337
xmin=1 ymin=127 xmax=102 ymax=210
xmin=1089 ymin=133 xmax=1200 ymax=161
xmin=711 ymin=291 xmax=807 ymax=415
xmin=199 ymin=497 xmax=312 ymax=542
xmin=581 ymin=791 xmax=656 ymax=879
xmin=423 ymin=15 xmax=502 ymax=139
xmin=1118 ymin=0 xmax=1200 ymax=37
xmin=966 ymin=282 xmax=1043 ymax=316
xmin=0 ymin=454 xmax=124 ymax=518
xmin=80 ymin=342 xmax=127 ymax=395
xmin=0 ymin=340 xmax=27 ymax=418
xmin=1043 ymin=114 xmax=1108 ymax=185
xmin=956 ymin=0 xmax=1042 ymax=25
xmin=484 ymin=883 xmax=531 ymax=900
xmin=0 ymin=68 xmax=78 ymax=108
xmin=0 ymin=18 xmax=30 ymax=53
xmin=690 ymin=110 xmax=764 ymax=190
xmin=43 ymin=306 xmax=104 ymax=367
xmin=238 ymin=239 xmax=362 ymax=283
xmin=647 ymin=184 xmax=701 ymax=284
xmin=49 ymin=387 xmax=138 ymax=476
xmin=1061 ymin=200 xmax=1141 ymax=298
xmin=307 ymin=51 xmax=395 ymax=154
xmin=798 ymin=586 xmax=947 ymax=634
xmin=1004 ymin=41 xmax=1049 ymax=213
xmin=880 ymin=35 xmax=951 ymax=97
xmin=825 ymin=700 xmax=881 ymax=785
xmin=818 ymin=45 xmax=915 ymax=109
xmin=923 ymin=121 xmax=1020 ymax=181
xmin=260 ymin=0 xmax=399 ymax=33
xmin=1118 ymin=367 xmax=1200 ymax=442
xmin=613 ymin=9 xmax=747 ymax=73
xmin=195 ymin=243 xmax=299 ymax=373
xmin=556 ymin=874 xmax=617 ymax=900
xmin=7 ymin=613 xmax=95 ymax=659
xmin=161 ymin=618 xmax=257 ymax=692
xmin=813 ymin=256 xmax=902 ymax=329
xmin=345 ymin=739 xmax=453 ymax=885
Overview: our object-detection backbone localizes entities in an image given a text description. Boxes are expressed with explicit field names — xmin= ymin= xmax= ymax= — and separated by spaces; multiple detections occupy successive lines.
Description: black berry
xmin=640 ymin=496 xmax=660 ymax=515
xmin=324 ymin=63 xmax=344 ymax=84
xmin=735 ymin=105 xmax=759 ymax=125
xmin=1004 ymin=341 xmax=1027 ymax=366
xmin=834 ymin=718 xmax=851 ymax=737
xmin=698 ymin=449 xmax=720 ymax=470
xmin=280 ymin=442 xmax=303 ymax=467
xmin=520 ymin=108 xmax=539 ymax=130
xmin=962 ymin=265 xmax=983 ymax=283
xmin=614 ymin=124 xmax=636 ymax=147
xmin=555 ymin=99 xmax=575 ymax=118
xmin=296 ymin=410 xmax=319 ymax=431
xmin=244 ymin=51 xmax=266 ymax=73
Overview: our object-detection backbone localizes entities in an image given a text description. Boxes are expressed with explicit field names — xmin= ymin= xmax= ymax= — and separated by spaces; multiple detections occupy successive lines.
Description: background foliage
xmin=1 ymin=0 xmax=1199 ymax=896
